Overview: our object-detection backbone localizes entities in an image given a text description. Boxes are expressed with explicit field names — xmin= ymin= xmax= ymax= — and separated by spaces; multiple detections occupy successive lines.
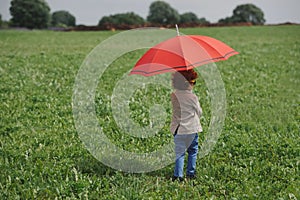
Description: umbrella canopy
xmin=130 ymin=34 xmax=239 ymax=76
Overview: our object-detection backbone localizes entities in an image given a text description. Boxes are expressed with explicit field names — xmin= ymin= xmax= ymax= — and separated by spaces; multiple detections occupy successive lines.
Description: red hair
xmin=172 ymin=69 xmax=198 ymax=90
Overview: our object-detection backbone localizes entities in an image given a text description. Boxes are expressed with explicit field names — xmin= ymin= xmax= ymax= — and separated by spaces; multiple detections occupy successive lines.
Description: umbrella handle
xmin=175 ymin=24 xmax=180 ymax=36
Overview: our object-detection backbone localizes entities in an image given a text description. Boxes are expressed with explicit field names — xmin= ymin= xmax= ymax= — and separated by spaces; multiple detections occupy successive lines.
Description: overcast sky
xmin=0 ymin=0 xmax=299 ymax=25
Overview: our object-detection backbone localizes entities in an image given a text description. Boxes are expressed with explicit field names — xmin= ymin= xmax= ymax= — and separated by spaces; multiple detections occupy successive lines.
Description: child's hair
xmin=172 ymin=69 xmax=198 ymax=90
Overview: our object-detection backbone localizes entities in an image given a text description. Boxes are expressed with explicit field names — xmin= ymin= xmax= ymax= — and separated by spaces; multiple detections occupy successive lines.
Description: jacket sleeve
xmin=171 ymin=93 xmax=181 ymax=123
xmin=194 ymin=95 xmax=202 ymax=118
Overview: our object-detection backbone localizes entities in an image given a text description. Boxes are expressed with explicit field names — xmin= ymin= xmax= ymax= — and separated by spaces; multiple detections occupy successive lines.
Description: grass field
xmin=0 ymin=25 xmax=299 ymax=199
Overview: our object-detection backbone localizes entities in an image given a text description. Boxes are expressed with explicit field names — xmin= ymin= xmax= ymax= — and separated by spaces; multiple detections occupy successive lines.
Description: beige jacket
xmin=170 ymin=89 xmax=203 ymax=135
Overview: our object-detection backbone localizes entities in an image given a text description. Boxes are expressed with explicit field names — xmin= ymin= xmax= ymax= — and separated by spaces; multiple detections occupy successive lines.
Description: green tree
xmin=147 ymin=1 xmax=180 ymax=25
xmin=198 ymin=17 xmax=210 ymax=25
xmin=180 ymin=12 xmax=199 ymax=24
xmin=98 ymin=12 xmax=144 ymax=27
xmin=98 ymin=16 xmax=114 ymax=27
xmin=218 ymin=16 xmax=234 ymax=24
xmin=233 ymin=4 xmax=265 ymax=25
xmin=0 ymin=14 xmax=2 ymax=27
xmin=10 ymin=0 xmax=50 ymax=29
xmin=51 ymin=10 xmax=76 ymax=27
xmin=219 ymin=3 xmax=265 ymax=25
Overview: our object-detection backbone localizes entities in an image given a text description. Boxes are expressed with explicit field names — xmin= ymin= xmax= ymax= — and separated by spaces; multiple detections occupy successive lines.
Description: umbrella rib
xmin=177 ymin=36 xmax=184 ymax=63
xmin=192 ymin=36 xmax=236 ymax=58
xmin=189 ymin=50 xmax=238 ymax=67
xmin=131 ymin=65 xmax=187 ymax=75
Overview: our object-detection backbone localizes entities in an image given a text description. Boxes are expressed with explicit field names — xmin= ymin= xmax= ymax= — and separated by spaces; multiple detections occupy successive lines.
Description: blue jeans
xmin=174 ymin=133 xmax=198 ymax=178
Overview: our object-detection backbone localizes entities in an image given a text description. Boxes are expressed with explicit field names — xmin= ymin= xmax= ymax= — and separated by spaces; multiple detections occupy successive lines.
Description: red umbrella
xmin=130 ymin=29 xmax=238 ymax=76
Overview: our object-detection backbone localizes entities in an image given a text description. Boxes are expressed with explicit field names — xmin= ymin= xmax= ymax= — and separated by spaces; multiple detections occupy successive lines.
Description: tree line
xmin=0 ymin=0 xmax=266 ymax=30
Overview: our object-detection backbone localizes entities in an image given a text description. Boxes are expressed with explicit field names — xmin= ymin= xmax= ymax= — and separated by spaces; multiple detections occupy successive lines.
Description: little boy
xmin=170 ymin=69 xmax=202 ymax=181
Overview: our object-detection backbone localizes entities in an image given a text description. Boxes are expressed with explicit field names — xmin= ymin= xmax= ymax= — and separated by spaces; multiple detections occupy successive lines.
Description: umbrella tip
xmin=175 ymin=24 xmax=180 ymax=36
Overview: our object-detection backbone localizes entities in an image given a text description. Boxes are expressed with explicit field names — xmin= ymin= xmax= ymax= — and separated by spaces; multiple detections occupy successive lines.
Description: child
xmin=170 ymin=69 xmax=202 ymax=182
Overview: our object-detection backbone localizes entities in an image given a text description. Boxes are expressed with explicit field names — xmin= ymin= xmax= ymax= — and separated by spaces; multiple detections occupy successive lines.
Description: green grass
xmin=0 ymin=26 xmax=299 ymax=199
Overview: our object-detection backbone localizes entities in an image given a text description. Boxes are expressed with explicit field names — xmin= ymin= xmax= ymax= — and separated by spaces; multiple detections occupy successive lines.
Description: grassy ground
xmin=0 ymin=25 xmax=299 ymax=199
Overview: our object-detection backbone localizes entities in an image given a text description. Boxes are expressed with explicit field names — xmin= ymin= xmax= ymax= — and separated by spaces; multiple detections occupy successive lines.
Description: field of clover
xmin=0 ymin=25 xmax=299 ymax=199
